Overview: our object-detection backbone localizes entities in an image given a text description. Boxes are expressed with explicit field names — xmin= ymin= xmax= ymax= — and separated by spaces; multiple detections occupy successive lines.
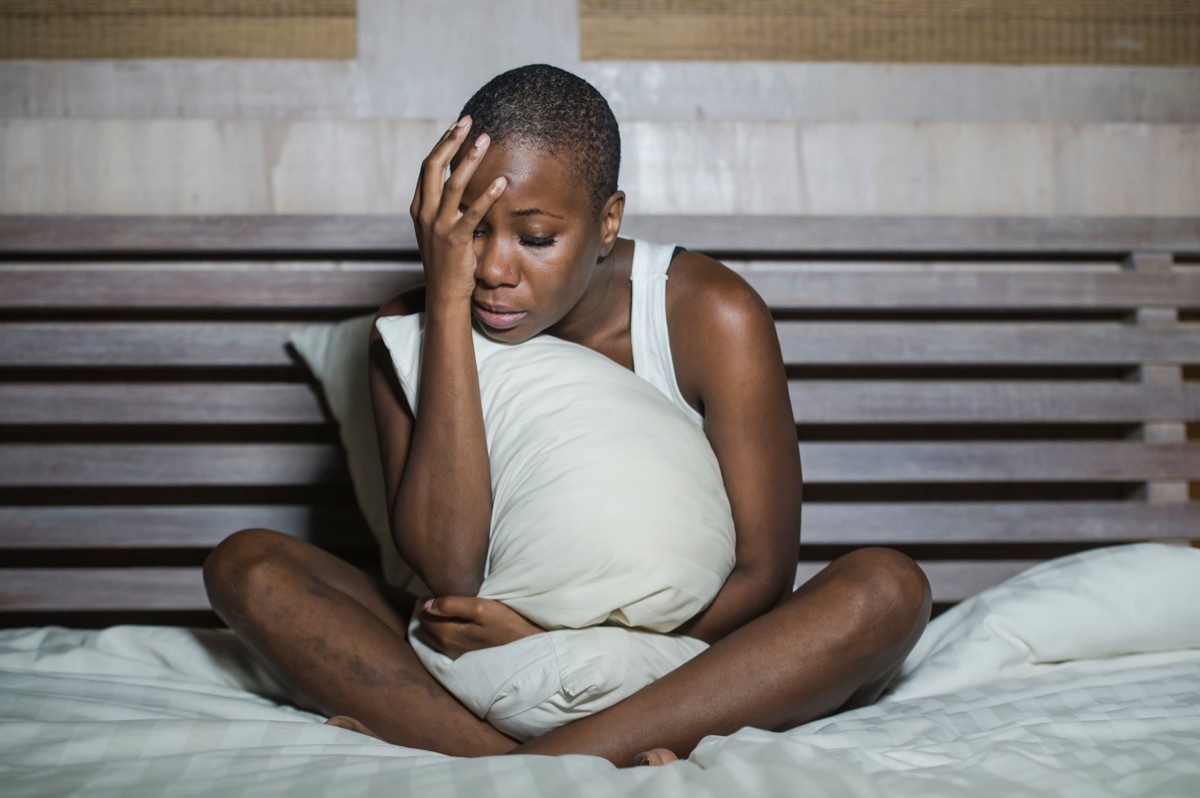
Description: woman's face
xmin=455 ymin=142 xmax=618 ymax=344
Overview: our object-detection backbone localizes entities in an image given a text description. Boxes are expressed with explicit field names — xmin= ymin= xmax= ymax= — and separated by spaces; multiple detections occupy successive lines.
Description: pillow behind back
xmin=289 ymin=315 xmax=426 ymax=595
xmin=375 ymin=313 xmax=736 ymax=632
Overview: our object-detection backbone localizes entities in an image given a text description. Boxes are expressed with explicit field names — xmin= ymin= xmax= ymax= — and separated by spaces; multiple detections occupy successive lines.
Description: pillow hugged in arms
xmin=375 ymin=313 xmax=736 ymax=632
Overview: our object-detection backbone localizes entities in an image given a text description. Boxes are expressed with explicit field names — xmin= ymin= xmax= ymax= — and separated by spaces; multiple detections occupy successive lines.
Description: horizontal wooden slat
xmin=0 ymin=505 xmax=371 ymax=549
xmin=0 ymin=216 xmax=421 ymax=255
xmin=0 ymin=267 xmax=422 ymax=310
xmin=4 ymin=381 xmax=1196 ymax=426
xmin=776 ymin=322 xmax=1200 ymax=364
xmin=801 ymin=441 xmax=1200 ymax=482
xmin=0 ymin=568 xmax=208 ymax=611
xmin=0 ymin=383 xmax=326 ymax=424
xmin=737 ymin=270 xmax=1199 ymax=309
xmin=4 ymin=216 xmax=1199 ymax=255
xmin=0 ymin=560 xmax=1038 ymax=611
xmin=0 ymin=322 xmax=299 ymax=367
xmin=3 ymin=441 xmax=1196 ymax=487
xmin=4 ymin=266 xmax=1196 ymax=311
xmin=919 ymin=560 xmax=1042 ymax=603
xmin=628 ymin=217 xmax=1200 ymax=256
xmin=6 ymin=321 xmax=1197 ymax=368
xmin=796 ymin=559 xmax=1038 ymax=602
xmin=800 ymin=502 xmax=1200 ymax=544
xmin=791 ymin=382 xmax=1200 ymax=423
xmin=3 ymin=502 xmax=1188 ymax=552
xmin=0 ymin=444 xmax=348 ymax=487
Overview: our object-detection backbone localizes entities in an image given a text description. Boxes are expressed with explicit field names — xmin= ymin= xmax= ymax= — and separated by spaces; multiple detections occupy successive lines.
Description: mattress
xmin=2 ymin=543 xmax=1199 ymax=797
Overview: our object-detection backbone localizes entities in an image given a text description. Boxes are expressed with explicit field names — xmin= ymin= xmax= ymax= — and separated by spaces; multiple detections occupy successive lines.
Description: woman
xmin=204 ymin=64 xmax=931 ymax=767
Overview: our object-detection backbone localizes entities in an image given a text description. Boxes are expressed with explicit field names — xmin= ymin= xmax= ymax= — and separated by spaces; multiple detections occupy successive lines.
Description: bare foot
xmin=634 ymin=748 xmax=678 ymax=766
xmin=324 ymin=715 xmax=381 ymax=740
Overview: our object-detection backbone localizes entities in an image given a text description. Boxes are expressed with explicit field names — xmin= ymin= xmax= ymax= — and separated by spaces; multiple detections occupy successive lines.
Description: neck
xmin=547 ymin=238 xmax=633 ymax=351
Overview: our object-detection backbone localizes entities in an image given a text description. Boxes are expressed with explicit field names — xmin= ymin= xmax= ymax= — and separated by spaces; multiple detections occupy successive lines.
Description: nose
xmin=473 ymin=236 xmax=520 ymax=288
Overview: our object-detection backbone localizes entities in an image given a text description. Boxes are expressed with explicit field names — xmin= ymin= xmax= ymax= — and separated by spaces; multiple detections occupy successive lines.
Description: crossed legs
xmin=204 ymin=529 xmax=931 ymax=766
xmin=203 ymin=528 xmax=516 ymax=756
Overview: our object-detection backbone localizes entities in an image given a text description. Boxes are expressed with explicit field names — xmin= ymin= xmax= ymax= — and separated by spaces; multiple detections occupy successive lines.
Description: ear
xmin=597 ymin=191 xmax=626 ymax=259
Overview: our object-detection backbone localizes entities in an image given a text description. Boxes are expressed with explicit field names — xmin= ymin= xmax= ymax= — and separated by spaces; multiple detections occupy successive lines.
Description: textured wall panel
xmin=581 ymin=0 xmax=1200 ymax=65
xmin=0 ymin=0 xmax=355 ymax=59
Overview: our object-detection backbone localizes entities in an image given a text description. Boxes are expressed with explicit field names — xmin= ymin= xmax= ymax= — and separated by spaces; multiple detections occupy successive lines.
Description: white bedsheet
xmin=3 ymin=544 xmax=1199 ymax=797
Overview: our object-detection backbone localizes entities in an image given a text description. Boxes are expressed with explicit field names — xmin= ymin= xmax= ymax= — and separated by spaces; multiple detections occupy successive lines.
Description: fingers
xmin=411 ymin=117 xmax=508 ymax=264
xmin=416 ymin=596 xmax=544 ymax=660
xmin=411 ymin=119 xmax=461 ymax=218
xmin=415 ymin=600 xmax=477 ymax=660
xmin=422 ymin=595 xmax=482 ymax=620
xmin=438 ymin=132 xmax=494 ymax=222
xmin=414 ymin=116 xmax=472 ymax=225
xmin=458 ymin=174 xmax=507 ymax=232
xmin=410 ymin=619 xmax=455 ymax=658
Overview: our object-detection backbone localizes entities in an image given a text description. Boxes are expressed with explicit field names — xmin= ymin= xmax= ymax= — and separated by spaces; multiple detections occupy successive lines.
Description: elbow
xmin=730 ymin=561 xmax=794 ymax=619
xmin=422 ymin=575 xmax=484 ymax=598
xmin=755 ymin=559 xmax=798 ymax=612
xmin=391 ymin=516 xmax=487 ymax=598
xmin=399 ymin=543 xmax=485 ymax=597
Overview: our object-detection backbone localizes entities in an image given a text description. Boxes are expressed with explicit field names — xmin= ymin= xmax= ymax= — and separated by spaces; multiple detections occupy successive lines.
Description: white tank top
xmin=629 ymin=239 xmax=705 ymax=428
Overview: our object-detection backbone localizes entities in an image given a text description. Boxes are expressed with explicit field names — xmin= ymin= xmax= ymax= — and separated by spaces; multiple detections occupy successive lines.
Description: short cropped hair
xmin=460 ymin=64 xmax=620 ymax=218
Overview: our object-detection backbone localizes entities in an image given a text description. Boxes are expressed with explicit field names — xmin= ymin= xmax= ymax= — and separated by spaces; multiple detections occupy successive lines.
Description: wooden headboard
xmin=2 ymin=215 xmax=1198 ymax=627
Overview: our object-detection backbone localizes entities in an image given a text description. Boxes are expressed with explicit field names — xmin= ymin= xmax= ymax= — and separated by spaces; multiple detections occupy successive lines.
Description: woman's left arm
xmin=669 ymin=254 xmax=803 ymax=644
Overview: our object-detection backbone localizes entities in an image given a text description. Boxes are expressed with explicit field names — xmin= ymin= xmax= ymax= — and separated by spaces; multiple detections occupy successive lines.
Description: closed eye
xmin=520 ymin=236 xmax=556 ymax=247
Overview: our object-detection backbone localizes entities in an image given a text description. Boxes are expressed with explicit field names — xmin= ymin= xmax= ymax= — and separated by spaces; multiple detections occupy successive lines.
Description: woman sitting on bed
xmin=203 ymin=63 xmax=932 ymax=767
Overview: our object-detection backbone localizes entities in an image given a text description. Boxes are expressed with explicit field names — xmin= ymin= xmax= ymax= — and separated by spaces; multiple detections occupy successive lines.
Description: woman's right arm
xmin=366 ymin=117 xmax=507 ymax=597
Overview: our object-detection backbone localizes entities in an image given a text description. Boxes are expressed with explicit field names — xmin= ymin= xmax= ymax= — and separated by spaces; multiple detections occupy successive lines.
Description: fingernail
xmin=456 ymin=116 xmax=470 ymax=128
xmin=492 ymin=176 xmax=507 ymax=191
xmin=423 ymin=599 xmax=433 ymax=611
xmin=474 ymin=133 xmax=490 ymax=150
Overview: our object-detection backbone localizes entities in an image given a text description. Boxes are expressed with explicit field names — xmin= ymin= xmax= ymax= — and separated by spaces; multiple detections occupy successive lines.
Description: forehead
xmin=460 ymin=143 xmax=590 ymax=218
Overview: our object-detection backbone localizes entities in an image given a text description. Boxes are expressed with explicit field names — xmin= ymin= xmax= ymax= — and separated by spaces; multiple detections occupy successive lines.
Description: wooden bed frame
xmin=1 ymin=215 xmax=1198 ymax=628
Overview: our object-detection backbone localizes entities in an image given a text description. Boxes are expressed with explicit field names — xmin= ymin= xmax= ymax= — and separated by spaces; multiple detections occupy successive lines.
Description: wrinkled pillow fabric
xmin=375 ymin=313 xmax=736 ymax=632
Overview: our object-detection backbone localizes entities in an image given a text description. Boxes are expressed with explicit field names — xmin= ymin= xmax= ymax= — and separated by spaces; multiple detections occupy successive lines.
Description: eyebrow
xmin=511 ymin=208 xmax=565 ymax=219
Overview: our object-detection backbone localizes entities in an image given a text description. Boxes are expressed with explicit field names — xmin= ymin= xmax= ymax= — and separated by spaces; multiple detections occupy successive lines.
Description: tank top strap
xmin=629 ymin=240 xmax=705 ymax=428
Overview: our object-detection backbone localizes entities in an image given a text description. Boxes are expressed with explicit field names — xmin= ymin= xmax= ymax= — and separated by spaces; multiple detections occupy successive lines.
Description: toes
xmin=634 ymin=748 xmax=678 ymax=766
xmin=324 ymin=715 xmax=380 ymax=739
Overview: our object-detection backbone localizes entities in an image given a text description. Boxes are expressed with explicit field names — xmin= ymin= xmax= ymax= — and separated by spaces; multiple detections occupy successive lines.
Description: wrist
xmin=423 ymin=294 xmax=475 ymax=325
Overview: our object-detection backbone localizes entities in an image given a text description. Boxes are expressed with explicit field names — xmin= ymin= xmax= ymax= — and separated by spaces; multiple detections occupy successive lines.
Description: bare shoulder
xmin=667 ymin=250 xmax=775 ymax=352
xmin=665 ymin=250 xmax=782 ymax=404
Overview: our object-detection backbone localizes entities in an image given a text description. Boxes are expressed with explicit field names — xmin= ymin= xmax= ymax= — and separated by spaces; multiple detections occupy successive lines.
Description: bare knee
xmin=203 ymin=528 xmax=296 ymax=623
xmin=832 ymin=548 xmax=932 ymax=650
xmin=821 ymin=548 xmax=931 ymax=708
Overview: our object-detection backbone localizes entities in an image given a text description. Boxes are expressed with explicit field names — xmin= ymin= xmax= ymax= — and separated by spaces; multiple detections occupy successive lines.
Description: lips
xmin=472 ymin=300 xmax=528 ymax=331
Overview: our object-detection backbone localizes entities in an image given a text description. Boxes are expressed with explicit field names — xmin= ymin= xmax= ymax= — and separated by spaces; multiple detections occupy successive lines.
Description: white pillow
xmin=886 ymin=542 xmax=1200 ymax=703
xmin=375 ymin=313 xmax=736 ymax=632
xmin=289 ymin=315 xmax=427 ymax=595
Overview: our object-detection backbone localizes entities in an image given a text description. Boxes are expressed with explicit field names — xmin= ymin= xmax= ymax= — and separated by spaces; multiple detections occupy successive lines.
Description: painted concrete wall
xmin=2 ymin=0 xmax=1198 ymax=216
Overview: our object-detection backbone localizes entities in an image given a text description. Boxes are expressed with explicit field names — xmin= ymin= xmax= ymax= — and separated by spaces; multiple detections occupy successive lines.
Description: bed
xmin=2 ymin=215 xmax=1199 ymax=796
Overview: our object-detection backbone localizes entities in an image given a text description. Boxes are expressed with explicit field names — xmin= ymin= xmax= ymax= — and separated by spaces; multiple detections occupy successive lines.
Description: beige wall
xmin=2 ymin=0 xmax=1198 ymax=216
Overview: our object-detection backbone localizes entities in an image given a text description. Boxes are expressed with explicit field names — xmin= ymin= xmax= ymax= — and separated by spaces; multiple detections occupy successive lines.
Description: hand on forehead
xmin=455 ymin=138 xmax=591 ymax=222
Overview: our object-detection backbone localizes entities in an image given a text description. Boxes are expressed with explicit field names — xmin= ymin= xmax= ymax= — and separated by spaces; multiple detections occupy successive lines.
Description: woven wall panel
xmin=0 ymin=0 xmax=355 ymax=59
xmin=580 ymin=0 xmax=1200 ymax=65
